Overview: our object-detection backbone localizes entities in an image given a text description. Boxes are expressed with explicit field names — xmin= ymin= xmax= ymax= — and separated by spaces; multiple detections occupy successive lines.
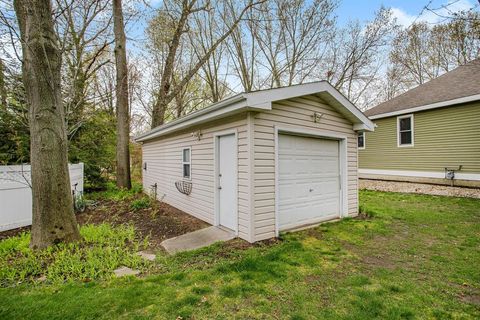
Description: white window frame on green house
xmin=358 ymin=131 xmax=365 ymax=149
xmin=182 ymin=147 xmax=192 ymax=180
xmin=397 ymin=114 xmax=414 ymax=147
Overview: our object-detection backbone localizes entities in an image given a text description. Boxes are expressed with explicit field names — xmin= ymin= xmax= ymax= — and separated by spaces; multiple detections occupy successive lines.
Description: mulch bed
xmin=0 ymin=226 xmax=31 ymax=241
xmin=77 ymin=196 xmax=209 ymax=248
xmin=0 ymin=195 xmax=209 ymax=248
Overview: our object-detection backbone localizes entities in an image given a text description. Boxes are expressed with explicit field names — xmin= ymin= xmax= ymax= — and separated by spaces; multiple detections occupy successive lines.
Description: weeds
xmin=88 ymin=181 xmax=143 ymax=201
xmin=130 ymin=196 xmax=151 ymax=211
xmin=0 ymin=223 xmax=149 ymax=286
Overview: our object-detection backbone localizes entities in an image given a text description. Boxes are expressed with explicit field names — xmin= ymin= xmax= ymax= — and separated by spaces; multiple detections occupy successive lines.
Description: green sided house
xmin=359 ymin=58 xmax=480 ymax=187
xmin=136 ymin=82 xmax=374 ymax=243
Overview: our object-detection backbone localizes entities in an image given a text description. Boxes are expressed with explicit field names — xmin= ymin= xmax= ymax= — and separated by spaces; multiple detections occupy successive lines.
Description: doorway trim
xmin=213 ymin=129 xmax=238 ymax=235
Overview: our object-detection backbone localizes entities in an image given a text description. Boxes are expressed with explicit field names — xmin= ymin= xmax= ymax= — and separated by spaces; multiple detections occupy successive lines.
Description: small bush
xmin=89 ymin=181 xmax=143 ymax=201
xmin=130 ymin=197 xmax=151 ymax=211
xmin=0 ymin=223 xmax=149 ymax=286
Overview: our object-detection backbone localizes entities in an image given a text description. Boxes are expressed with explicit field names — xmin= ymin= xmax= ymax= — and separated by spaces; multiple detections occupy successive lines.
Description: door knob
xmin=218 ymin=186 xmax=222 ymax=190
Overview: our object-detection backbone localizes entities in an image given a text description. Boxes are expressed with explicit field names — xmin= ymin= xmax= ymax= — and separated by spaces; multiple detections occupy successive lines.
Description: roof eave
xmin=246 ymin=81 xmax=375 ymax=131
xmin=136 ymin=81 xmax=375 ymax=142
xmin=135 ymin=94 xmax=249 ymax=142
xmin=369 ymin=93 xmax=480 ymax=120
xmin=315 ymin=84 xmax=375 ymax=131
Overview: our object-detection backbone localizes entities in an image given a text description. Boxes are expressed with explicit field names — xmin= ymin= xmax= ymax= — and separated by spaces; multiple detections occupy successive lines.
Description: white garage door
xmin=278 ymin=134 xmax=341 ymax=231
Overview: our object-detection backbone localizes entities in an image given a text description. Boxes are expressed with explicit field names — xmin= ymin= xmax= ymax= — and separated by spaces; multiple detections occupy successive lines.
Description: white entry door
xmin=217 ymin=133 xmax=236 ymax=231
xmin=278 ymin=134 xmax=341 ymax=231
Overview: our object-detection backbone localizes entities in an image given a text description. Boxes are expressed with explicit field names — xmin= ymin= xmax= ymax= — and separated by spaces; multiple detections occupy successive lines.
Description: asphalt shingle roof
xmin=365 ymin=58 xmax=480 ymax=117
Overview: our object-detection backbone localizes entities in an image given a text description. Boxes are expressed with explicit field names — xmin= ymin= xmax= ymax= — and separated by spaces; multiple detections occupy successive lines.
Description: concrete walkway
xmin=161 ymin=226 xmax=235 ymax=254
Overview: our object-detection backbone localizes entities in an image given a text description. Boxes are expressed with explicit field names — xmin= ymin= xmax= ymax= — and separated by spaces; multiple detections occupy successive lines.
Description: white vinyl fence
xmin=0 ymin=163 xmax=84 ymax=232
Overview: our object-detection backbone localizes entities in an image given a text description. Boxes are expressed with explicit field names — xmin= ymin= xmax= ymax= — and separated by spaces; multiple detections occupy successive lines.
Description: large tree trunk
xmin=14 ymin=0 xmax=80 ymax=249
xmin=113 ymin=0 xmax=131 ymax=189
xmin=151 ymin=94 xmax=168 ymax=128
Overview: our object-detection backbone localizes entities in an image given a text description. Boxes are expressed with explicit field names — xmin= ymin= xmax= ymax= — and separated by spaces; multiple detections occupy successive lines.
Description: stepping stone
xmin=161 ymin=226 xmax=235 ymax=254
xmin=113 ymin=266 xmax=140 ymax=277
xmin=136 ymin=251 xmax=156 ymax=261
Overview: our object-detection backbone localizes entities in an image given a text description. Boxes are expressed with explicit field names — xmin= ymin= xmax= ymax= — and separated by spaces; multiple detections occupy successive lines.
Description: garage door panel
xmin=278 ymin=134 xmax=341 ymax=231
xmin=279 ymin=182 xmax=310 ymax=202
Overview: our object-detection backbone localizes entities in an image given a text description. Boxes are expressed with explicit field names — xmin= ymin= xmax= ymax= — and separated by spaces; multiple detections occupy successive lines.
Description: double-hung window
xmin=182 ymin=147 xmax=191 ymax=179
xmin=358 ymin=132 xmax=365 ymax=149
xmin=397 ymin=114 xmax=414 ymax=147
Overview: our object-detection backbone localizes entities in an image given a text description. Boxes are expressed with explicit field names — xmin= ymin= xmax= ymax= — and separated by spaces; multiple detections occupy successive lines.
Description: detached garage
xmin=136 ymin=82 xmax=374 ymax=243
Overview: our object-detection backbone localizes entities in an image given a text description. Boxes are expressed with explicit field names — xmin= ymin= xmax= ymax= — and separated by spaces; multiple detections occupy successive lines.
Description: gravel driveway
xmin=360 ymin=179 xmax=480 ymax=199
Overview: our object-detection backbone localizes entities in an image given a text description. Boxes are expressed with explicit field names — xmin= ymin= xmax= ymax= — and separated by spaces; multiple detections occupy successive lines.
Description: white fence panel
xmin=0 ymin=163 xmax=84 ymax=232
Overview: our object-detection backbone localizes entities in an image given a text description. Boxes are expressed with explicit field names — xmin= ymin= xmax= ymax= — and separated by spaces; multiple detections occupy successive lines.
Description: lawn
xmin=0 ymin=190 xmax=479 ymax=319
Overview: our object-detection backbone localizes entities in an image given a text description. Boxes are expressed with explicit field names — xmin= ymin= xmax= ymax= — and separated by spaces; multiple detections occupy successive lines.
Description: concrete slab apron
xmin=161 ymin=226 xmax=235 ymax=254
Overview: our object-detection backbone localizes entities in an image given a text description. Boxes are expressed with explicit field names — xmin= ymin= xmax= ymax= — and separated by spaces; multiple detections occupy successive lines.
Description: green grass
xmin=0 ymin=190 xmax=479 ymax=319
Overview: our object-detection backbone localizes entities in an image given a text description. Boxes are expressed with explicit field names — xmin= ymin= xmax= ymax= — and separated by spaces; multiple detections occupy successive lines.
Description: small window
xmin=397 ymin=115 xmax=414 ymax=147
xmin=358 ymin=132 xmax=365 ymax=149
xmin=182 ymin=147 xmax=191 ymax=179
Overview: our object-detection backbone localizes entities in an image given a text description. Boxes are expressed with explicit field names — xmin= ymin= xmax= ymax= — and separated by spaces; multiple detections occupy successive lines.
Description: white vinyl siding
xmin=252 ymin=95 xmax=359 ymax=241
xmin=142 ymin=114 xmax=251 ymax=241
xmin=142 ymin=94 xmax=361 ymax=243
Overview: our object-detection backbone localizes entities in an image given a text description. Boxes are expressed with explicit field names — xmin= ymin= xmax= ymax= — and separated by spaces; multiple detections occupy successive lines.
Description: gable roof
xmin=135 ymin=81 xmax=374 ymax=142
xmin=365 ymin=58 xmax=480 ymax=119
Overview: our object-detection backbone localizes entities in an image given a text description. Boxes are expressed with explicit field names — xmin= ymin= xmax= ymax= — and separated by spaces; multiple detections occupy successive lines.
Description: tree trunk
xmin=151 ymin=91 xmax=168 ymax=128
xmin=0 ymin=58 xmax=6 ymax=109
xmin=150 ymin=0 xmax=258 ymax=129
xmin=14 ymin=0 xmax=80 ymax=249
xmin=113 ymin=0 xmax=131 ymax=189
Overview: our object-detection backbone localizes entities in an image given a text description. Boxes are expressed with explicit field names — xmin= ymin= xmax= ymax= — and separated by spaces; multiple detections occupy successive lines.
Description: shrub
xmin=0 ymin=223 xmax=149 ymax=286
xmin=130 ymin=197 xmax=151 ymax=211
xmin=68 ymin=111 xmax=117 ymax=190
xmin=89 ymin=181 xmax=143 ymax=201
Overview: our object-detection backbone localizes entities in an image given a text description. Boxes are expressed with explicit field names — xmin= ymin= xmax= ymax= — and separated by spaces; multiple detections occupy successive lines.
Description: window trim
xmin=397 ymin=114 xmax=414 ymax=147
xmin=182 ymin=147 xmax=192 ymax=180
xmin=358 ymin=131 xmax=366 ymax=150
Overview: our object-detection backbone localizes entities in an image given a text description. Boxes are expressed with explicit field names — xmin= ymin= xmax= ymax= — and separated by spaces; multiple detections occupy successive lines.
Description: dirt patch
xmin=0 ymin=195 xmax=209 ymax=249
xmin=361 ymin=254 xmax=396 ymax=270
xmin=0 ymin=194 xmax=283 ymax=252
xmin=360 ymin=179 xmax=480 ymax=199
xmin=76 ymin=196 xmax=209 ymax=248
xmin=202 ymin=237 xmax=281 ymax=259
xmin=460 ymin=294 xmax=480 ymax=306
xmin=0 ymin=226 xmax=31 ymax=241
